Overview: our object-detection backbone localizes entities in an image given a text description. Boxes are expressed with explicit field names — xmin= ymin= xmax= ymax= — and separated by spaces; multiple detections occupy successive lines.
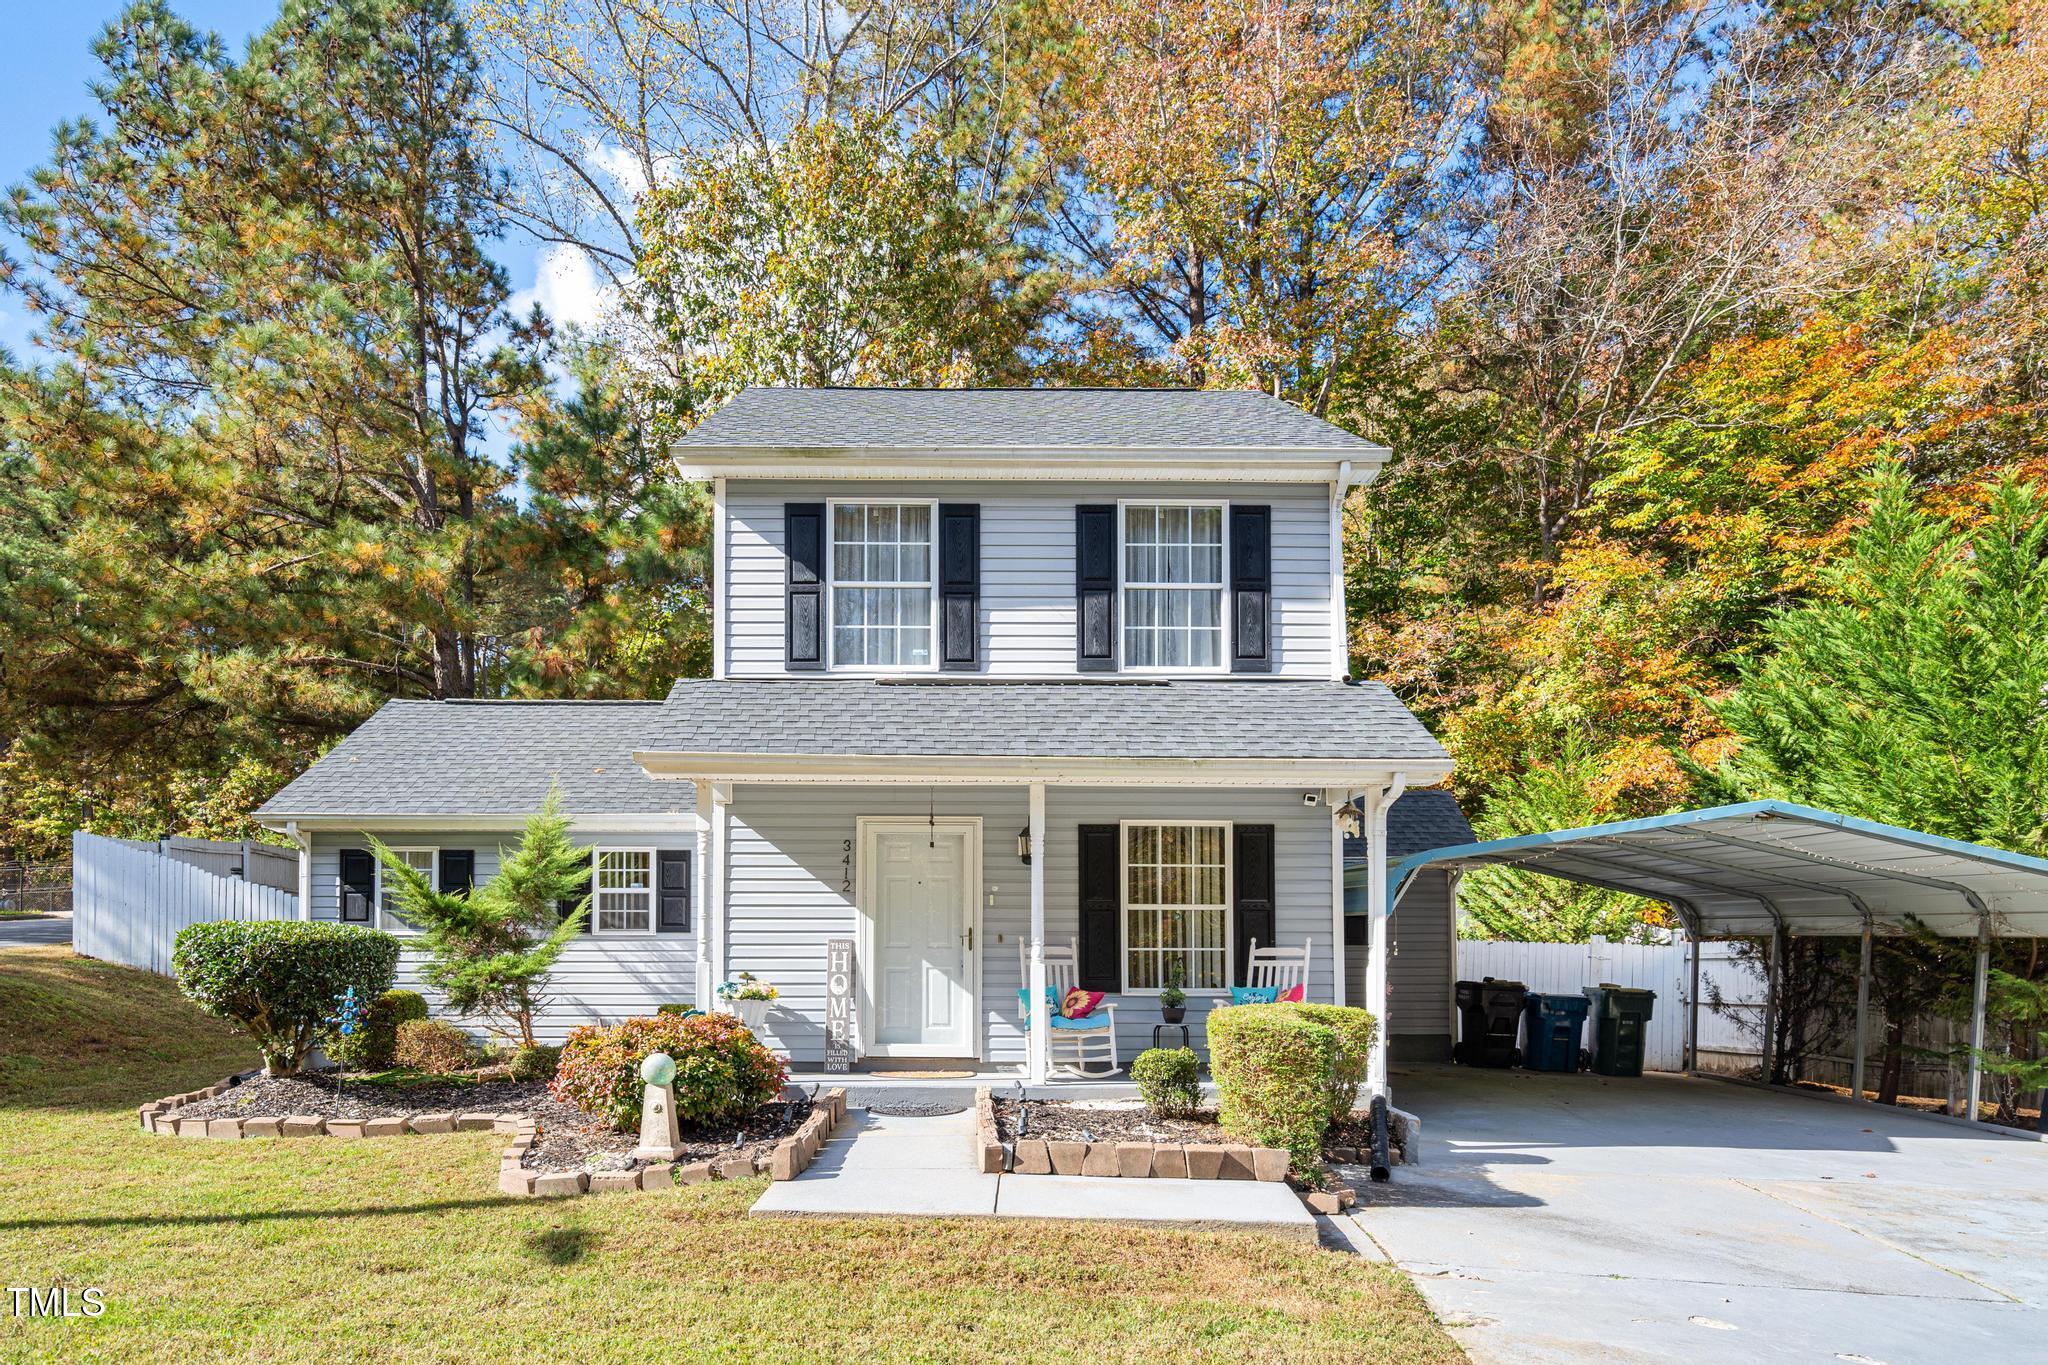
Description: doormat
xmin=864 ymin=1069 xmax=976 ymax=1080
xmin=867 ymin=1099 xmax=973 ymax=1118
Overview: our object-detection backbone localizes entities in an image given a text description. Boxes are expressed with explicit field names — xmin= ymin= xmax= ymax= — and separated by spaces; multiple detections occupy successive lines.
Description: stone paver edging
xmin=974 ymin=1088 xmax=1290 ymax=1182
xmin=140 ymin=1072 xmax=527 ymax=1140
xmin=139 ymin=1071 xmax=847 ymax=1202
xmin=501 ymin=1088 xmax=847 ymax=1199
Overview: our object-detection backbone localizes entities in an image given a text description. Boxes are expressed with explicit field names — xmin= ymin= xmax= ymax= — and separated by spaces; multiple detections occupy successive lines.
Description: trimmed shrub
xmin=394 ymin=1018 xmax=475 ymax=1073
xmin=1283 ymin=1002 xmax=1377 ymax=1120
xmin=551 ymin=1012 xmax=787 ymax=1131
xmin=1206 ymin=1003 xmax=1340 ymax=1173
xmin=654 ymin=1002 xmax=694 ymax=1016
xmin=172 ymin=921 xmax=399 ymax=1077
xmin=1131 ymin=1047 xmax=1202 ymax=1119
xmin=509 ymin=1043 xmax=561 ymax=1083
xmin=325 ymin=989 xmax=429 ymax=1071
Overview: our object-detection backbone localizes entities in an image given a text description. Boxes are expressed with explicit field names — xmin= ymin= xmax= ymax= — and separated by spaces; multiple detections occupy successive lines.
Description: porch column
xmin=1852 ymin=926 xmax=1872 ymax=1102
xmin=708 ymin=784 xmax=731 ymax=1010
xmin=1966 ymin=921 xmax=1990 ymax=1123
xmin=1027 ymin=781 xmax=1048 ymax=1086
xmin=1364 ymin=772 xmax=1407 ymax=1097
xmin=287 ymin=822 xmax=312 ymax=922
xmin=693 ymin=782 xmax=714 ymax=1009
xmin=1327 ymin=788 xmax=1349 ymax=1007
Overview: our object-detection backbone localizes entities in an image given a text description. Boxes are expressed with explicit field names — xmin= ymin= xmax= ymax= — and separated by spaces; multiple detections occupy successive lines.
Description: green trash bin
xmin=1582 ymin=985 xmax=1656 ymax=1077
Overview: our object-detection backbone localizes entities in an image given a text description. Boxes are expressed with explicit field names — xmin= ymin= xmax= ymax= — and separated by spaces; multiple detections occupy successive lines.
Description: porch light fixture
xmin=1017 ymin=827 xmax=1033 ymax=864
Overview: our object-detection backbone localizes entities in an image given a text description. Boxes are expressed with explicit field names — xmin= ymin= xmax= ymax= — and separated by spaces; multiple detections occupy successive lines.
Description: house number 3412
xmin=841 ymin=839 xmax=853 ymax=894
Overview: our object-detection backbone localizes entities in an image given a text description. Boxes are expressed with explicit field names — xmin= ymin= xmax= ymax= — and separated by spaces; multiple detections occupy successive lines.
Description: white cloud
xmin=585 ymin=141 xmax=649 ymax=199
xmin=511 ymin=242 xmax=609 ymax=332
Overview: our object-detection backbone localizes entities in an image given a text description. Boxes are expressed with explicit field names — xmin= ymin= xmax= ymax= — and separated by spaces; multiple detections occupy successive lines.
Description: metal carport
xmin=1379 ymin=800 xmax=2048 ymax=1121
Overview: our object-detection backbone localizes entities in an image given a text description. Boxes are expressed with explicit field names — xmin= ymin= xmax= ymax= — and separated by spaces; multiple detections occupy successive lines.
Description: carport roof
xmin=1389 ymin=800 xmax=2048 ymax=938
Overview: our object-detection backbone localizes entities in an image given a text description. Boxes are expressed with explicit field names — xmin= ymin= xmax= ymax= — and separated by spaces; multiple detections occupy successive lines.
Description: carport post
xmin=1965 ymin=923 xmax=1989 ymax=1123
xmin=1685 ymin=934 xmax=1700 ymax=1076
xmin=1761 ymin=928 xmax=1783 ymax=1084
xmin=1851 ymin=927 xmax=1872 ymax=1102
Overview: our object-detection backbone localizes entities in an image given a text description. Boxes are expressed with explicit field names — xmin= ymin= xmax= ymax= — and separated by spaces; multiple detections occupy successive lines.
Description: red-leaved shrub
xmin=550 ymin=1012 xmax=786 ymax=1130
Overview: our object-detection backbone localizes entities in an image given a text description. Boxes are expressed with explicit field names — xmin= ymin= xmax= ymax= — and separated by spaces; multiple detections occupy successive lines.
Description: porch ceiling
xmin=1388 ymin=801 xmax=2048 ymax=939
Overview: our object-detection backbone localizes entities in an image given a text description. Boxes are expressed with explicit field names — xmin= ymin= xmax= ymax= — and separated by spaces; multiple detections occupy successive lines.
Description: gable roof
xmin=255 ymin=701 xmax=694 ymax=822
xmin=635 ymin=678 xmax=1448 ymax=781
xmin=1345 ymin=789 xmax=1475 ymax=864
xmin=676 ymin=387 xmax=1385 ymax=454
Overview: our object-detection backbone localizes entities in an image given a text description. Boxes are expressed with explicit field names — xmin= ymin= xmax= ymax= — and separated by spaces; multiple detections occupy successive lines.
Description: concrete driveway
xmin=1351 ymin=1065 xmax=2047 ymax=1364
xmin=0 ymin=913 xmax=72 ymax=949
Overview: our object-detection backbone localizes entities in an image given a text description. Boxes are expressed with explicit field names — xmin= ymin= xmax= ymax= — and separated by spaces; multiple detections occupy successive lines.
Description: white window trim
xmin=1119 ymin=819 xmax=1233 ymax=996
xmin=590 ymin=846 xmax=659 ymax=937
xmin=374 ymin=846 xmax=438 ymax=933
xmin=824 ymin=497 xmax=941 ymax=675
xmin=1116 ymin=498 xmax=1231 ymax=675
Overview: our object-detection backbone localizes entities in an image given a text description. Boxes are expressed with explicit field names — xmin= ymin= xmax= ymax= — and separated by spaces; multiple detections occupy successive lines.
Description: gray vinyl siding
xmin=723 ymin=785 xmax=1334 ymax=1066
xmin=1345 ymin=867 xmax=1455 ymax=1061
xmin=309 ymin=828 xmax=700 ymax=1045
xmin=724 ymin=480 xmax=1334 ymax=679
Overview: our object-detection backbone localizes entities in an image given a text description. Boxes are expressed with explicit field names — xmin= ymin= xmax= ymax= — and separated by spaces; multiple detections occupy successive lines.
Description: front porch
xmin=672 ymin=773 xmax=1434 ymax=1091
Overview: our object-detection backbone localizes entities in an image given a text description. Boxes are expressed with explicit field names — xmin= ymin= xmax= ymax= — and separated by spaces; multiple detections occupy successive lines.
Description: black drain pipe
xmin=1369 ymin=1094 xmax=1392 ymax=1183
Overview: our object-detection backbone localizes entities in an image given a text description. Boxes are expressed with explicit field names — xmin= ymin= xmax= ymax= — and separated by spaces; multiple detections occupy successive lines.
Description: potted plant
xmin=1159 ymin=962 xmax=1187 ymax=1024
xmin=716 ymin=972 xmax=779 ymax=1031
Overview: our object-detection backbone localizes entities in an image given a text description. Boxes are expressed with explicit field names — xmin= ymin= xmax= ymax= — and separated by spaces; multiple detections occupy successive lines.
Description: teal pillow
xmin=1229 ymin=986 xmax=1279 ymax=1005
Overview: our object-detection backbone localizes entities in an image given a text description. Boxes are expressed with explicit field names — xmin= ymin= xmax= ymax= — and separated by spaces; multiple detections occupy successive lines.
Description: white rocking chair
xmin=1017 ymin=937 xmax=1120 ymax=1077
xmin=1246 ymin=938 xmax=1313 ymax=999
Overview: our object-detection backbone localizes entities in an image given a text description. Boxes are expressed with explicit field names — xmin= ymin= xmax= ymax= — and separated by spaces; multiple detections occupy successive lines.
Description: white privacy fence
xmin=73 ymin=830 xmax=300 ymax=975
xmin=1457 ymin=936 xmax=1765 ymax=1073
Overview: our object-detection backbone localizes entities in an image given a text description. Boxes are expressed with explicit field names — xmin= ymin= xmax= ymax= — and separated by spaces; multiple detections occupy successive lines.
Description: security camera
xmin=1302 ymin=792 xmax=1320 ymax=807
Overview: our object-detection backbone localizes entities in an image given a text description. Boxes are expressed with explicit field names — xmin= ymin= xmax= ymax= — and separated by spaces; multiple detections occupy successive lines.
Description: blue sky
xmin=0 ymin=1 xmax=550 ymax=363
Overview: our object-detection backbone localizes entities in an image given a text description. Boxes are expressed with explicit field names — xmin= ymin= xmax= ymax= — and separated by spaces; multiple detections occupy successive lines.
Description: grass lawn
xmin=0 ymin=947 xmax=1463 ymax=1363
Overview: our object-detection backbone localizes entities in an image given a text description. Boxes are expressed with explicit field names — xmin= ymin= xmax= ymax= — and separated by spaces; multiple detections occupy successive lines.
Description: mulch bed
xmin=168 ymin=1073 xmax=817 ymax=1174
xmin=170 ymin=1073 xmax=548 ymax=1123
xmin=521 ymin=1093 xmax=814 ymax=1175
xmin=992 ymin=1097 xmax=1409 ymax=1172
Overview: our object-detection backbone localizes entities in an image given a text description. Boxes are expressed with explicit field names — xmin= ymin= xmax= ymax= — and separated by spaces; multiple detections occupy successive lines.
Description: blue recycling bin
xmin=1521 ymin=993 xmax=1591 ymax=1072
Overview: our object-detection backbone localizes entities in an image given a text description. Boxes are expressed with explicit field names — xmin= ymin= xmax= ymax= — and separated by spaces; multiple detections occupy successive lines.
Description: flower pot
xmin=732 ymin=998 xmax=770 ymax=1031
xmin=1160 ymin=1004 xmax=1186 ymax=1025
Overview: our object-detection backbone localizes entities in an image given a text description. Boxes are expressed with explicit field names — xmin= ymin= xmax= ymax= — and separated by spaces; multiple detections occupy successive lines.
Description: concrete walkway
xmin=1355 ymin=1065 xmax=2048 ymax=1364
xmin=751 ymin=1099 xmax=1315 ymax=1243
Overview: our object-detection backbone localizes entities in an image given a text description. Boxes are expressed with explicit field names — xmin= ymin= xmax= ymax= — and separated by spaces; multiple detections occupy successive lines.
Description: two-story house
xmin=256 ymin=388 xmax=1454 ymax=1089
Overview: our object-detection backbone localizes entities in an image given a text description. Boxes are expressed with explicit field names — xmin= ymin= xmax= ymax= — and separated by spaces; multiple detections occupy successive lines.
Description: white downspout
xmin=1328 ymin=788 xmax=1353 ymax=1006
xmin=1966 ymin=921 xmax=1990 ymax=1122
xmin=1027 ymin=781 xmax=1048 ymax=1086
xmin=1364 ymin=771 xmax=1408 ymax=1096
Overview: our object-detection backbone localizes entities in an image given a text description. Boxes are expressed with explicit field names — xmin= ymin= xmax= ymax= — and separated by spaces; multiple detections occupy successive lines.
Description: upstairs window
xmin=831 ymin=502 xmax=934 ymax=668
xmin=1123 ymin=502 xmax=1225 ymax=669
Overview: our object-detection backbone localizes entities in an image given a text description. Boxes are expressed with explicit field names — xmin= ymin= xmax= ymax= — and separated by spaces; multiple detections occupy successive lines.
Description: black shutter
xmin=1076 ymin=824 xmax=1121 ymax=991
xmin=1075 ymin=505 xmax=1117 ymax=672
xmin=657 ymin=849 xmax=692 ymax=932
xmin=1233 ymin=824 xmax=1276 ymax=986
xmin=439 ymin=849 xmax=475 ymax=895
xmin=1230 ymin=505 xmax=1272 ymax=673
xmin=339 ymin=849 xmax=375 ymax=923
xmin=784 ymin=502 xmax=826 ymax=670
xmin=558 ymin=897 xmax=592 ymax=933
xmin=938 ymin=503 xmax=980 ymax=670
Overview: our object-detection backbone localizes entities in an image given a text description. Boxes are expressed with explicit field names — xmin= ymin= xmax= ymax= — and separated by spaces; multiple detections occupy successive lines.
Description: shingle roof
xmin=677 ymin=387 xmax=1383 ymax=453
xmin=1345 ymin=789 xmax=1476 ymax=863
xmin=643 ymin=679 xmax=1447 ymax=763
xmin=256 ymin=701 xmax=693 ymax=819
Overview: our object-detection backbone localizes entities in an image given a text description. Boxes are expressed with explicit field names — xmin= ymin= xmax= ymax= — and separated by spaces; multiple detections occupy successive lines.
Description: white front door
xmin=867 ymin=824 xmax=976 ymax=1056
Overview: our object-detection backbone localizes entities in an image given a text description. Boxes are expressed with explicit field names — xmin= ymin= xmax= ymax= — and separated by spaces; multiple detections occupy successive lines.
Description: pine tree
xmin=373 ymin=788 xmax=589 ymax=1047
